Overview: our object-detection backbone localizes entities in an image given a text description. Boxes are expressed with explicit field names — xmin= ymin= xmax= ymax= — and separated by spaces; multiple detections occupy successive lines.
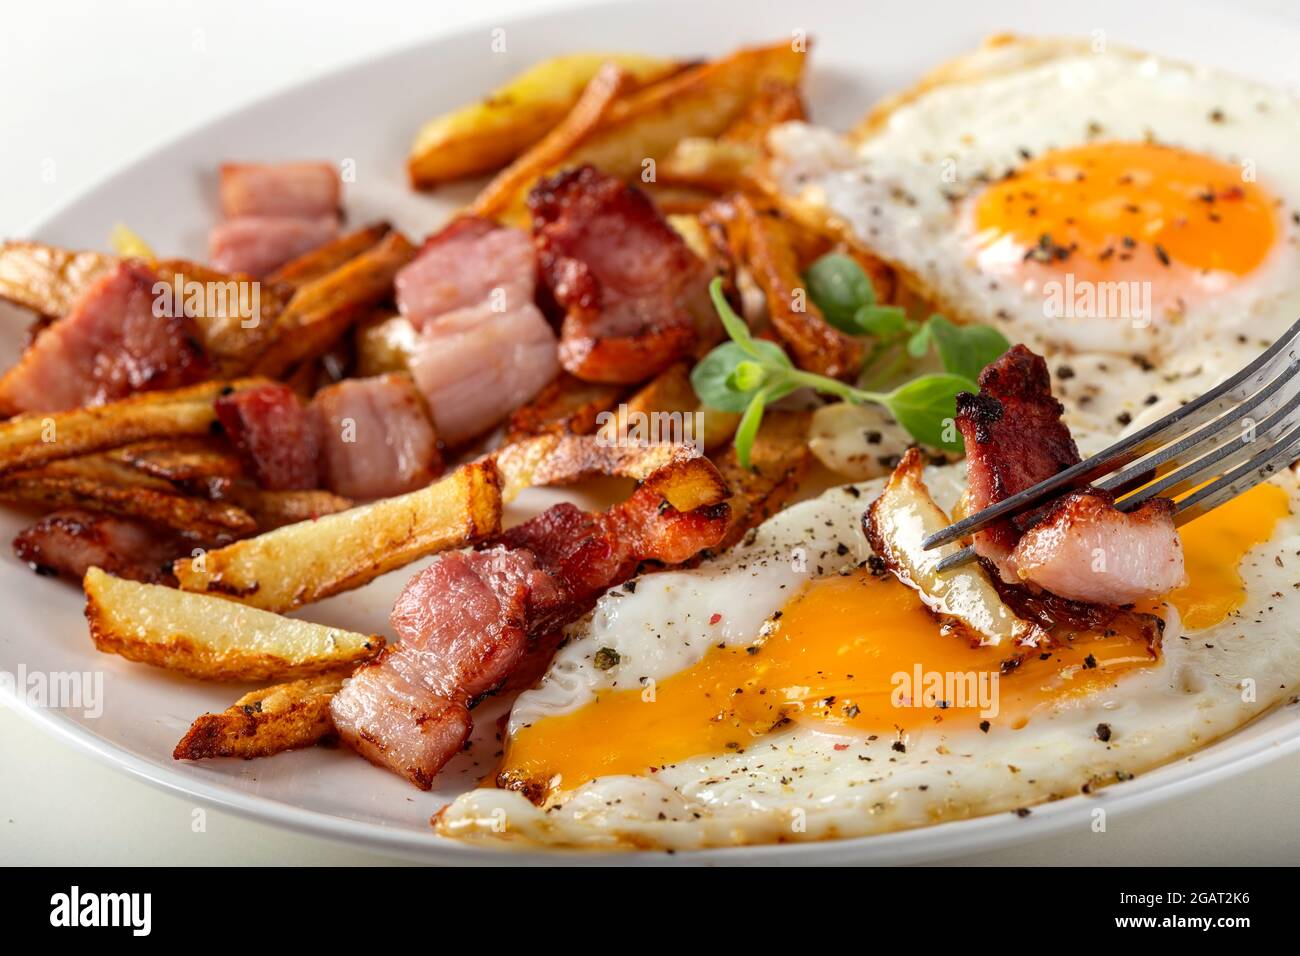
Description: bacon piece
xmin=1011 ymin=491 xmax=1186 ymax=604
xmin=13 ymin=510 xmax=183 ymax=584
xmin=331 ymin=490 xmax=728 ymax=789
xmin=311 ymin=374 xmax=442 ymax=500
xmin=0 ymin=262 xmax=210 ymax=416
xmin=214 ymin=382 xmax=319 ymax=490
xmin=529 ymin=165 xmax=706 ymax=383
xmin=954 ymin=345 xmax=1080 ymax=582
xmin=208 ymin=215 xmax=340 ymax=277
xmin=330 ymin=547 xmax=563 ymax=788
xmin=219 ymin=162 xmax=341 ymax=219
xmin=408 ymin=299 xmax=559 ymax=447
xmin=394 ymin=217 xmax=537 ymax=330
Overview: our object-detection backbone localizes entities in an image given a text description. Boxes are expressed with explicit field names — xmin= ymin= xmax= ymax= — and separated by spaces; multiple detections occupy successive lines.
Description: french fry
xmin=0 ymin=380 xmax=244 ymax=476
xmin=493 ymin=433 xmax=727 ymax=511
xmin=407 ymin=53 xmax=682 ymax=188
xmin=470 ymin=62 xmax=633 ymax=219
xmin=108 ymin=437 xmax=244 ymax=484
xmin=659 ymin=138 xmax=761 ymax=192
xmin=504 ymin=372 xmax=627 ymax=443
xmin=711 ymin=410 xmax=811 ymax=549
xmin=264 ymin=222 xmax=391 ymax=288
xmin=0 ymin=241 xmax=117 ymax=317
xmin=731 ymin=195 xmax=864 ymax=380
xmin=354 ymin=312 xmax=417 ymax=377
xmin=84 ymin=567 xmax=383 ymax=681
xmin=172 ymin=673 xmax=345 ymax=760
xmin=478 ymin=41 xmax=807 ymax=220
xmin=173 ymin=460 xmax=502 ymax=612
xmin=598 ymin=361 xmax=738 ymax=452
xmin=221 ymin=487 xmax=354 ymax=531
xmin=0 ymin=457 xmax=256 ymax=541
xmin=252 ymin=231 xmax=416 ymax=378
xmin=151 ymin=260 xmax=290 ymax=377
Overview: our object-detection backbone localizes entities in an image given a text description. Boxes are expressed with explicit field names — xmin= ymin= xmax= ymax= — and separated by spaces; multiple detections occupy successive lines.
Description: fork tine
xmin=920 ymin=315 xmax=1300 ymax=552
xmin=934 ymin=544 xmax=976 ymax=573
xmin=1115 ymin=379 xmax=1300 ymax=510
xmin=1171 ymin=421 xmax=1300 ymax=526
xmin=1099 ymin=352 xmax=1300 ymax=499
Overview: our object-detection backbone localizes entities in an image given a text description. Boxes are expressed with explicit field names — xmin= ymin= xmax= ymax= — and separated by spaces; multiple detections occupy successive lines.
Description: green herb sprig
xmin=692 ymin=277 xmax=977 ymax=467
xmin=693 ymin=254 xmax=1011 ymax=468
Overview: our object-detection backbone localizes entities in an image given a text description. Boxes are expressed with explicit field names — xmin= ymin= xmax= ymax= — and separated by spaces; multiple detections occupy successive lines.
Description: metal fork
xmin=923 ymin=316 xmax=1300 ymax=573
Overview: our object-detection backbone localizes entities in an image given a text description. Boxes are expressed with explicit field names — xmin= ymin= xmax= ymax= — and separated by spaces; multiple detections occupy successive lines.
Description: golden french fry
xmin=354 ymin=312 xmax=417 ymax=377
xmin=264 ymin=222 xmax=392 ymax=288
xmin=84 ymin=568 xmax=384 ymax=681
xmin=504 ymin=372 xmax=627 ymax=443
xmin=470 ymin=62 xmax=632 ymax=219
xmin=252 ymin=231 xmax=416 ymax=378
xmin=172 ymin=673 xmax=345 ymax=759
xmin=173 ymin=460 xmax=502 ymax=612
xmin=0 ymin=380 xmax=245 ymax=476
xmin=407 ymin=53 xmax=682 ymax=188
xmin=599 ymin=361 xmax=738 ymax=453
xmin=711 ymin=410 xmax=811 ymax=548
xmin=0 ymin=241 xmax=117 ymax=317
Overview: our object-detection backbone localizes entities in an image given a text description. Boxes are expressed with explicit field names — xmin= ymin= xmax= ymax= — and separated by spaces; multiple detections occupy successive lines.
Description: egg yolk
xmin=497 ymin=481 xmax=1290 ymax=799
xmin=970 ymin=141 xmax=1278 ymax=312
xmin=1166 ymin=481 xmax=1291 ymax=629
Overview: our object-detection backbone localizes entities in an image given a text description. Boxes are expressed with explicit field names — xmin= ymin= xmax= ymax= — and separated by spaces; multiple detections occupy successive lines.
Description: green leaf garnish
xmin=926 ymin=314 xmax=1012 ymax=384
xmin=803 ymin=253 xmax=876 ymax=333
xmin=882 ymin=373 xmax=975 ymax=451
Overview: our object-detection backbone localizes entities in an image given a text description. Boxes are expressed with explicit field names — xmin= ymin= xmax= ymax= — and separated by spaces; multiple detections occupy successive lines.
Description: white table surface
xmin=2 ymin=0 xmax=1297 ymax=866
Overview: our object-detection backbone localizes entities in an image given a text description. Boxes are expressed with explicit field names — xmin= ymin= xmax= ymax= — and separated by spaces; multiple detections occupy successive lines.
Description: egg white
xmin=437 ymin=462 xmax=1300 ymax=850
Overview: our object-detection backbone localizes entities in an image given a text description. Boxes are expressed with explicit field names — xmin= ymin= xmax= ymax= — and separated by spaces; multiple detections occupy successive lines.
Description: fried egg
xmin=767 ymin=35 xmax=1300 ymax=436
xmin=436 ymin=458 xmax=1299 ymax=850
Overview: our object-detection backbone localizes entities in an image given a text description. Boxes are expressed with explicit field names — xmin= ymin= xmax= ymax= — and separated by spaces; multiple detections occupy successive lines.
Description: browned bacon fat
xmin=13 ymin=510 xmax=184 ymax=584
xmin=219 ymin=162 xmax=341 ymax=219
xmin=214 ymin=382 xmax=320 ymax=490
xmin=529 ymin=165 xmax=707 ymax=384
xmin=0 ymin=261 xmax=210 ymax=416
xmin=954 ymin=344 xmax=1080 ymax=583
xmin=394 ymin=216 xmax=537 ymax=330
xmin=208 ymin=215 xmax=340 ymax=277
xmin=1011 ymin=491 xmax=1186 ymax=604
xmin=330 ymin=488 xmax=729 ymax=789
xmin=311 ymin=374 xmax=442 ymax=499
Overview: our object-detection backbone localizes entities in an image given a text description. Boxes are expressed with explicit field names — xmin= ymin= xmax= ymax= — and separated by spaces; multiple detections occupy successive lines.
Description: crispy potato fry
xmin=108 ymin=437 xmax=244 ymax=484
xmin=0 ymin=457 xmax=256 ymax=541
xmin=556 ymin=43 xmax=805 ymax=179
xmin=493 ymin=433 xmax=727 ymax=511
xmin=0 ymin=241 xmax=117 ymax=317
xmin=470 ymin=62 xmax=633 ymax=219
xmin=264 ymin=222 xmax=391 ymax=288
xmin=731 ymin=195 xmax=864 ymax=380
xmin=252 ymin=231 xmax=416 ymax=378
xmin=84 ymin=568 xmax=383 ymax=681
xmin=659 ymin=138 xmax=761 ymax=191
xmin=221 ymin=487 xmax=354 ymax=531
xmin=407 ymin=53 xmax=682 ymax=188
xmin=720 ymin=80 xmax=806 ymax=147
xmin=504 ymin=372 xmax=627 ymax=443
xmin=151 ymin=260 xmax=290 ymax=377
xmin=354 ymin=312 xmax=417 ymax=377
xmin=598 ymin=361 xmax=738 ymax=452
xmin=712 ymin=410 xmax=811 ymax=549
xmin=479 ymin=42 xmax=807 ymax=220
xmin=0 ymin=380 xmax=244 ymax=476
xmin=172 ymin=673 xmax=345 ymax=760
xmin=173 ymin=460 xmax=502 ymax=612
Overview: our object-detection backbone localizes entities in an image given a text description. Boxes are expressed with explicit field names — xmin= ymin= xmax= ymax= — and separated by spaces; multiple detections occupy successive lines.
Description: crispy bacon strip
xmin=330 ymin=468 xmax=729 ymax=789
xmin=954 ymin=345 xmax=1080 ymax=583
xmin=529 ymin=165 xmax=708 ymax=384
xmin=13 ymin=510 xmax=186 ymax=584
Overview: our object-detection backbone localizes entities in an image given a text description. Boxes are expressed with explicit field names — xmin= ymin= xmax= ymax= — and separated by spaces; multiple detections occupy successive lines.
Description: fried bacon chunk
xmin=529 ymin=165 xmax=708 ymax=384
xmin=13 ymin=509 xmax=185 ymax=584
xmin=214 ymin=382 xmax=320 ymax=490
xmin=209 ymin=215 xmax=341 ymax=278
xmin=0 ymin=262 xmax=210 ymax=416
xmin=1011 ymin=490 xmax=1186 ymax=604
xmin=954 ymin=345 xmax=1080 ymax=583
xmin=219 ymin=162 xmax=341 ymax=219
xmin=329 ymin=485 xmax=729 ymax=789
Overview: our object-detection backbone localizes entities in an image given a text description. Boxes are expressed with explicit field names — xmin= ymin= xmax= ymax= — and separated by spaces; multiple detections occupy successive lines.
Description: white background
xmin=1 ymin=0 xmax=1298 ymax=865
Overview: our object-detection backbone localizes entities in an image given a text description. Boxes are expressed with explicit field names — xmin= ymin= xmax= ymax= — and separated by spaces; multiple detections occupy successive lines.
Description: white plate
xmin=4 ymin=0 xmax=1300 ymax=865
